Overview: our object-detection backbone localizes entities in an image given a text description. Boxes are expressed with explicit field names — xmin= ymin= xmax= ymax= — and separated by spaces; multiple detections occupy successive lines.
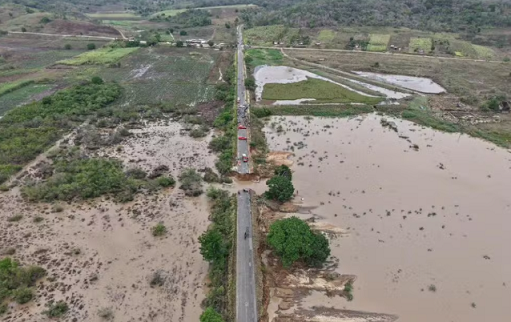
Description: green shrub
xmin=64 ymin=44 xmax=72 ymax=50
xmin=152 ymin=223 xmax=167 ymax=237
xmin=199 ymin=228 xmax=227 ymax=262
xmin=157 ymin=176 xmax=175 ymax=187
xmin=274 ymin=165 xmax=292 ymax=180
xmin=87 ymin=43 xmax=96 ymax=50
xmin=91 ymin=76 xmax=104 ymax=85
xmin=0 ymin=303 xmax=7 ymax=315
xmin=253 ymin=108 xmax=272 ymax=118
xmin=22 ymin=158 xmax=138 ymax=202
xmin=43 ymin=301 xmax=69 ymax=318
xmin=265 ymin=176 xmax=294 ymax=202
xmin=13 ymin=287 xmax=33 ymax=304
xmin=0 ymin=258 xmax=46 ymax=305
xmin=267 ymin=217 xmax=330 ymax=267
xmin=179 ymin=168 xmax=203 ymax=196
xmin=200 ymin=307 xmax=225 ymax=322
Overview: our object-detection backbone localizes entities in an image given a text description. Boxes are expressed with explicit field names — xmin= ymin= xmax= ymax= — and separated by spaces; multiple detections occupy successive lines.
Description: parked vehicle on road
xmin=242 ymin=154 xmax=249 ymax=162
xmin=238 ymin=136 xmax=247 ymax=140
xmin=238 ymin=124 xmax=246 ymax=129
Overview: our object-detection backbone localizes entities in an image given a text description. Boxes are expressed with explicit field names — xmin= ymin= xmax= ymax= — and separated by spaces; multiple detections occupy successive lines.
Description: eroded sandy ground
xmin=263 ymin=114 xmax=511 ymax=322
xmin=0 ymin=121 xmax=217 ymax=321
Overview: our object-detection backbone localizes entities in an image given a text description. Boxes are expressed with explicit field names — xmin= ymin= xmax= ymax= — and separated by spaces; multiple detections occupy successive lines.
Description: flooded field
xmin=254 ymin=66 xmax=410 ymax=103
xmin=0 ymin=121 xmax=216 ymax=322
xmin=263 ymin=114 xmax=511 ymax=321
xmin=353 ymin=72 xmax=446 ymax=94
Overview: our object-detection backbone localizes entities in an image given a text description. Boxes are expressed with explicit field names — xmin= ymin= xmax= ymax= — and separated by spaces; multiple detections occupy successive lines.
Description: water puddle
xmin=353 ymin=72 xmax=446 ymax=94
xmin=263 ymin=114 xmax=511 ymax=321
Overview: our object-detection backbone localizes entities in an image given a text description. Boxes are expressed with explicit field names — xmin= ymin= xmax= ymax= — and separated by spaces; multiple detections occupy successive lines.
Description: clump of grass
xmin=0 ymin=303 xmax=7 ymax=315
xmin=344 ymin=281 xmax=354 ymax=301
xmin=428 ymin=284 xmax=437 ymax=292
xmin=156 ymin=176 xmax=175 ymax=187
xmin=150 ymin=271 xmax=165 ymax=287
xmin=152 ymin=223 xmax=167 ymax=237
xmin=0 ymin=184 xmax=9 ymax=191
xmin=97 ymin=307 xmax=114 ymax=320
xmin=43 ymin=301 xmax=69 ymax=318
xmin=33 ymin=216 xmax=44 ymax=223
xmin=7 ymin=214 xmax=23 ymax=222
xmin=52 ymin=204 xmax=64 ymax=213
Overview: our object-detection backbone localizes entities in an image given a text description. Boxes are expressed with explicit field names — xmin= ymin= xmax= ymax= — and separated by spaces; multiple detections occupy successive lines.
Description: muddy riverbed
xmin=263 ymin=114 xmax=511 ymax=321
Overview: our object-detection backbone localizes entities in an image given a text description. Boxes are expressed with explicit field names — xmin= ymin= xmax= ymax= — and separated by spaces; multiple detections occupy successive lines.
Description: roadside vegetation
xmin=199 ymin=188 xmax=236 ymax=321
xmin=209 ymin=61 xmax=236 ymax=176
xmin=0 ymin=79 xmax=121 ymax=184
xmin=267 ymin=216 xmax=331 ymax=267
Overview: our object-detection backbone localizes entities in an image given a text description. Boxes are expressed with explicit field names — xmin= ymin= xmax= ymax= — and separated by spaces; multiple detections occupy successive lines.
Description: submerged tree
xmin=267 ymin=217 xmax=330 ymax=267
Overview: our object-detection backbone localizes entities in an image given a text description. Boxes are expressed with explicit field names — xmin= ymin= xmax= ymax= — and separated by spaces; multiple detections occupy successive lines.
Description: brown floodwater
xmin=263 ymin=114 xmax=511 ymax=321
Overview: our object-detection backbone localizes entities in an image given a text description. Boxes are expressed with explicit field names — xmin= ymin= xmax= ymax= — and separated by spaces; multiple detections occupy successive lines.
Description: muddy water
xmin=263 ymin=114 xmax=511 ymax=321
xmin=353 ymin=72 xmax=446 ymax=94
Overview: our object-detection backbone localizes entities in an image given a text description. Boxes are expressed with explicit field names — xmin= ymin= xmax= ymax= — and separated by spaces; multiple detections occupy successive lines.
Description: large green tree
xmin=199 ymin=228 xmax=227 ymax=263
xmin=274 ymin=164 xmax=292 ymax=180
xmin=200 ymin=307 xmax=224 ymax=322
xmin=265 ymin=175 xmax=294 ymax=202
xmin=267 ymin=217 xmax=330 ymax=267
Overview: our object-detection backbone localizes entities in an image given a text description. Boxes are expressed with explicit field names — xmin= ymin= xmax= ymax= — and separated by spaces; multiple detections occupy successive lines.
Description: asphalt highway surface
xmin=237 ymin=25 xmax=250 ymax=175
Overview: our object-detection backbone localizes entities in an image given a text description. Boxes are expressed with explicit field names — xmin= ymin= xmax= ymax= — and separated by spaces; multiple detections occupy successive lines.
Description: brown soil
xmin=267 ymin=152 xmax=294 ymax=167
xmin=43 ymin=20 xmax=121 ymax=37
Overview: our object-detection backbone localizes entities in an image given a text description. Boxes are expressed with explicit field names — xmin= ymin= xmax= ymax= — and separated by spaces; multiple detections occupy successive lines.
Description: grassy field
xmin=0 ymin=84 xmax=52 ymax=116
xmin=245 ymin=48 xmax=283 ymax=67
xmin=58 ymin=48 xmax=139 ymax=65
xmin=244 ymin=25 xmax=300 ymax=46
xmin=367 ymin=34 xmax=390 ymax=52
xmin=151 ymin=9 xmax=187 ymax=17
xmin=262 ymin=77 xmax=383 ymax=104
xmin=409 ymin=37 xmax=433 ymax=53
xmin=86 ymin=12 xmax=141 ymax=19
xmin=0 ymin=80 xmax=34 ymax=97
xmin=96 ymin=47 xmax=221 ymax=106
xmin=317 ymin=29 xmax=336 ymax=43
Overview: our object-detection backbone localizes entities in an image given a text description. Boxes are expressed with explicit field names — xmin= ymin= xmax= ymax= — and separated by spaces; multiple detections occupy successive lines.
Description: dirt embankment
xmin=0 ymin=121 xmax=217 ymax=322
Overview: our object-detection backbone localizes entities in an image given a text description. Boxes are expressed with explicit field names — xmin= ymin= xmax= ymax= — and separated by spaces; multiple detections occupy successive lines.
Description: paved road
xmin=236 ymin=190 xmax=257 ymax=322
xmin=237 ymin=25 xmax=250 ymax=174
